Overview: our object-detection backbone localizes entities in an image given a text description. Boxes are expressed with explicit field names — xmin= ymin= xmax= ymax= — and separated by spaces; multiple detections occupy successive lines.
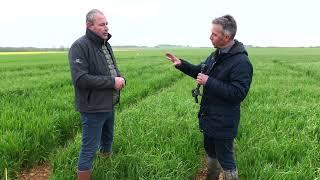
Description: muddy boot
xmin=206 ymin=157 xmax=222 ymax=180
xmin=223 ymin=169 xmax=238 ymax=180
xmin=77 ymin=170 xmax=91 ymax=180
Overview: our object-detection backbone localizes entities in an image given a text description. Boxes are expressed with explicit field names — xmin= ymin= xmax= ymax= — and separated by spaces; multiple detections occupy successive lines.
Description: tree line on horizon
xmin=1 ymin=45 xmax=319 ymax=52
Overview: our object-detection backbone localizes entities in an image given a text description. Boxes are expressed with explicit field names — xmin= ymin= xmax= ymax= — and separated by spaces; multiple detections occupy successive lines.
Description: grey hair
xmin=212 ymin=15 xmax=237 ymax=39
xmin=86 ymin=9 xmax=104 ymax=23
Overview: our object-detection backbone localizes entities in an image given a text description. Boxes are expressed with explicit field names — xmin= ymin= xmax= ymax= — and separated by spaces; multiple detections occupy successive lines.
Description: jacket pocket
xmin=87 ymin=89 xmax=113 ymax=110
xmin=206 ymin=112 xmax=235 ymax=129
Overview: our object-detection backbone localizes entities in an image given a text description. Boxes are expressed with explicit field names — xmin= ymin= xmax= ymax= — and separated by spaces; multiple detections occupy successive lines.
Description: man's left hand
xmin=196 ymin=73 xmax=209 ymax=85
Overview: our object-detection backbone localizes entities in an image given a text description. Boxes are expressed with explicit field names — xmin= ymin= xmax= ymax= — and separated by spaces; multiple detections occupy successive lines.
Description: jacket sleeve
xmin=175 ymin=59 xmax=202 ymax=79
xmin=204 ymin=59 xmax=253 ymax=103
xmin=69 ymin=42 xmax=115 ymax=90
xmin=175 ymin=54 xmax=213 ymax=79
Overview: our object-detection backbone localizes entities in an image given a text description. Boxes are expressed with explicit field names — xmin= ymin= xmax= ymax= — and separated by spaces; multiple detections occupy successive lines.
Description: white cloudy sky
xmin=0 ymin=0 xmax=319 ymax=47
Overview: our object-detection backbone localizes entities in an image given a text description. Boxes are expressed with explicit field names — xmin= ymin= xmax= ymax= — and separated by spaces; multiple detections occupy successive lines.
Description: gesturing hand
xmin=165 ymin=52 xmax=182 ymax=66
xmin=196 ymin=73 xmax=209 ymax=85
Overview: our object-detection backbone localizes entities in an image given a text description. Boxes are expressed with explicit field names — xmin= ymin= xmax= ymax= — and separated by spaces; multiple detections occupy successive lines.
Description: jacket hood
xmin=86 ymin=28 xmax=112 ymax=45
xmin=226 ymin=40 xmax=248 ymax=56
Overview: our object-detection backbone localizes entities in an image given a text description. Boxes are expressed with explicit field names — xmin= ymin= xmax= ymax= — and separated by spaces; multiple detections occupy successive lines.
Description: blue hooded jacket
xmin=176 ymin=40 xmax=253 ymax=139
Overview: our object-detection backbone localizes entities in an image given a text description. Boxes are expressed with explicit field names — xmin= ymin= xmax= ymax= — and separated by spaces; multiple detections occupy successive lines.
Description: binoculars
xmin=191 ymin=63 xmax=207 ymax=103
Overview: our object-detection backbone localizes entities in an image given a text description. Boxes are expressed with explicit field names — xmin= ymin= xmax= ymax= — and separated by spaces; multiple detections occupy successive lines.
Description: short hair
xmin=86 ymin=9 xmax=104 ymax=23
xmin=212 ymin=15 xmax=237 ymax=39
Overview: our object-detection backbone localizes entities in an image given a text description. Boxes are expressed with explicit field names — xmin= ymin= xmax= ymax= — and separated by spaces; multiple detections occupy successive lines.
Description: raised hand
xmin=165 ymin=52 xmax=182 ymax=66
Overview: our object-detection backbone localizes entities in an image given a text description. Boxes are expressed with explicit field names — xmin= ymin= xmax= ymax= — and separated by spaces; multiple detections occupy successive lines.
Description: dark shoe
xmin=77 ymin=170 xmax=91 ymax=180
xmin=206 ymin=157 xmax=222 ymax=180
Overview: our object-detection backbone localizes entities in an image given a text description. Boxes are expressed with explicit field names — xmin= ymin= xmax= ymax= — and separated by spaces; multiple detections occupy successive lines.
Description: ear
xmin=225 ymin=33 xmax=230 ymax=39
xmin=86 ymin=21 xmax=94 ymax=29
xmin=224 ymin=34 xmax=231 ymax=42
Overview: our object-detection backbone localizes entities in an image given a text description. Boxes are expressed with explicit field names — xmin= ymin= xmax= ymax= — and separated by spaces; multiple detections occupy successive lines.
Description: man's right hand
xmin=165 ymin=52 xmax=181 ymax=66
xmin=114 ymin=77 xmax=125 ymax=90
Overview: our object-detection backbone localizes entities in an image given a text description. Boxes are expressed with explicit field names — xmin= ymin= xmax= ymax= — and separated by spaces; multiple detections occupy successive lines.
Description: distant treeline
xmin=113 ymin=45 xmax=149 ymax=48
xmin=113 ymin=45 xmax=193 ymax=48
xmin=1 ymin=45 xmax=319 ymax=52
xmin=0 ymin=47 xmax=68 ymax=52
xmin=0 ymin=46 xmax=149 ymax=52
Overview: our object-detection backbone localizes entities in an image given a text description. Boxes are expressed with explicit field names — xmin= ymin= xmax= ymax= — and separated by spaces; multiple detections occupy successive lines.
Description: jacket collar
xmin=221 ymin=39 xmax=248 ymax=56
xmin=212 ymin=39 xmax=248 ymax=65
xmin=219 ymin=40 xmax=235 ymax=53
xmin=85 ymin=28 xmax=112 ymax=46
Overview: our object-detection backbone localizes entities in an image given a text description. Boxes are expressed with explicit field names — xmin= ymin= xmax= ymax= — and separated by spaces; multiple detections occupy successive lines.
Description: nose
xmin=105 ymin=25 xmax=109 ymax=31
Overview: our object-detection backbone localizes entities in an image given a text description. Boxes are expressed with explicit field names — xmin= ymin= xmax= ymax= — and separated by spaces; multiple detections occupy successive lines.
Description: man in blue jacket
xmin=166 ymin=15 xmax=253 ymax=180
xmin=69 ymin=9 xmax=125 ymax=180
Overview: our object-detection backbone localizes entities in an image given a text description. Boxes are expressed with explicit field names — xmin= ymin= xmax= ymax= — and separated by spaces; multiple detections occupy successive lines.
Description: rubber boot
xmin=223 ymin=169 xmax=238 ymax=180
xmin=77 ymin=170 xmax=91 ymax=180
xmin=206 ymin=156 xmax=222 ymax=180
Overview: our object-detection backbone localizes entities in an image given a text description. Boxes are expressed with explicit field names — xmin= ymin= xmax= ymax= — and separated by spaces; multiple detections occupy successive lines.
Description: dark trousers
xmin=78 ymin=111 xmax=115 ymax=171
xmin=204 ymin=133 xmax=236 ymax=170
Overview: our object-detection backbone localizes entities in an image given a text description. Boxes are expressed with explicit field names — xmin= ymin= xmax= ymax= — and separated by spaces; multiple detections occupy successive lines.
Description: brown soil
xmin=18 ymin=163 xmax=51 ymax=180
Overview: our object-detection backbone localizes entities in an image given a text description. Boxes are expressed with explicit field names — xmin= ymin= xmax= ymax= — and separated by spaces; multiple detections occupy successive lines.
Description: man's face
xmin=209 ymin=24 xmax=229 ymax=48
xmin=87 ymin=13 xmax=109 ymax=40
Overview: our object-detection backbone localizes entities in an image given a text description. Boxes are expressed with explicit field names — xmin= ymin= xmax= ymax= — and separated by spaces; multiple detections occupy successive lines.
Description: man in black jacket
xmin=68 ymin=9 xmax=125 ymax=180
xmin=166 ymin=15 xmax=252 ymax=180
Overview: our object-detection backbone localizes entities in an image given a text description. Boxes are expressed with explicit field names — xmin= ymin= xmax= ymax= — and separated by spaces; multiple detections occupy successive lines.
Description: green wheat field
xmin=0 ymin=48 xmax=320 ymax=179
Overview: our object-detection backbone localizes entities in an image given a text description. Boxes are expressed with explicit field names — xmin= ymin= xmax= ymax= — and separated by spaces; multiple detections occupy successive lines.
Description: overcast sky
xmin=0 ymin=0 xmax=319 ymax=48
